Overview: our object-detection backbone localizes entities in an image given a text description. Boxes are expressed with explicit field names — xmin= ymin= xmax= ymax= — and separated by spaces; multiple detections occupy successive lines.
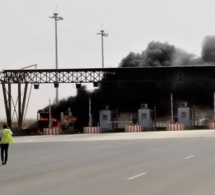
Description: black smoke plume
xmin=45 ymin=36 xmax=215 ymax=131
xmin=120 ymin=41 xmax=202 ymax=67
xmin=202 ymin=36 xmax=215 ymax=63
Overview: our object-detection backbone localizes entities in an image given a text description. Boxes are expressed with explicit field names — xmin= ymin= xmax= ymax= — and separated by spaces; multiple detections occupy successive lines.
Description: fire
xmin=39 ymin=116 xmax=57 ymax=122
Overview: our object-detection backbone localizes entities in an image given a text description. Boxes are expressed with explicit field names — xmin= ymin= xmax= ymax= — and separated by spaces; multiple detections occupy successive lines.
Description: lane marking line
xmin=127 ymin=172 xmax=147 ymax=180
xmin=184 ymin=155 xmax=195 ymax=160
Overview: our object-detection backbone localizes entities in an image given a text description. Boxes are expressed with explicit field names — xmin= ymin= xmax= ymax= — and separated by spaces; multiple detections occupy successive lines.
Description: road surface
xmin=1 ymin=130 xmax=215 ymax=195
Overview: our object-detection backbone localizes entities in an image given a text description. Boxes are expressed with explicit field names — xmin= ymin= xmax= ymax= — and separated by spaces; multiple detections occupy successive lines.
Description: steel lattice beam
xmin=1 ymin=66 xmax=215 ymax=84
xmin=0 ymin=69 xmax=106 ymax=84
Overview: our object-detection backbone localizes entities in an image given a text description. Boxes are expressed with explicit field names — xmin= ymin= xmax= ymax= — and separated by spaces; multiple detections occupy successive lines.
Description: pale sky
xmin=0 ymin=0 xmax=215 ymax=120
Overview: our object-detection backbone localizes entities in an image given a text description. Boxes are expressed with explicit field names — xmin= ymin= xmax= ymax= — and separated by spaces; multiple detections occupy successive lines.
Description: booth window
xmin=181 ymin=112 xmax=186 ymax=118
xmin=103 ymin=114 xmax=107 ymax=120
xmin=142 ymin=113 xmax=147 ymax=119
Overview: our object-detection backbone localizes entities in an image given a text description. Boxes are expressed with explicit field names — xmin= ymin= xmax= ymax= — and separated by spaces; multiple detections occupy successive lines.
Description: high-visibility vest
xmin=1 ymin=129 xmax=13 ymax=144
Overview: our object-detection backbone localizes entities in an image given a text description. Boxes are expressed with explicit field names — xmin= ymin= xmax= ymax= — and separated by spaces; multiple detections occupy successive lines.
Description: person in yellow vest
xmin=0 ymin=124 xmax=13 ymax=165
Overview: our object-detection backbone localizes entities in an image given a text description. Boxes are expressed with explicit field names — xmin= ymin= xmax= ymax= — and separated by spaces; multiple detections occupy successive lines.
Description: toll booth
xmin=99 ymin=106 xmax=112 ymax=130
xmin=60 ymin=108 xmax=76 ymax=133
xmin=178 ymin=102 xmax=191 ymax=127
xmin=138 ymin=104 xmax=152 ymax=128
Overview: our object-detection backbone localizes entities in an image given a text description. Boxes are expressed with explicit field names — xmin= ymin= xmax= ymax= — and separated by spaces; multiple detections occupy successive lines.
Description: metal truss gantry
xmin=1 ymin=65 xmax=215 ymax=128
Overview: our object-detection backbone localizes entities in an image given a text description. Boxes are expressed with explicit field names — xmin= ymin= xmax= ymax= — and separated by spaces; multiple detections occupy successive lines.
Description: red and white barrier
xmin=84 ymin=127 xmax=101 ymax=134
xmin=125 ymin=125 xmax=142 ymax=132
xmin=209 ymin=122 xmax=215 ymax=129
xmin=167 ymin=123 xmax=184 ymax=131
xmin=43 ymin=127 xmax=61 ymax=135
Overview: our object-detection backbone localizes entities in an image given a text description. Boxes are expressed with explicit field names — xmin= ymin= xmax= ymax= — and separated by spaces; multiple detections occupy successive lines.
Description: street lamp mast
xmin=49 ymin=12 xmax=63 ymax=103
xmin=97 ymin=30 xmax=108 ymax=68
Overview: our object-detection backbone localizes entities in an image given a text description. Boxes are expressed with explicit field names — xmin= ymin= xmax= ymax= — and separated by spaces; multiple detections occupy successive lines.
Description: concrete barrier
xmin=84 ymin=127 xmax=101 ymax=134
xmin=125 ymin=125 xmax=142 ymax=132
xmin=167 ymin=123 xmax=184 ymax=131
xmin=43 ymin=127 xmax=61 ymax=135
xmin=209 ymin=121 xmax=215 ymax=129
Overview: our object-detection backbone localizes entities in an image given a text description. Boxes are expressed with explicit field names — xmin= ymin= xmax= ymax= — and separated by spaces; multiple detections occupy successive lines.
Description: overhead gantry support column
xmin=2 ymin=83 xmax=12 ymax=128
xmin=2 ymin=82 xmax=28 ymax=128
xmin=18 ymin=82 xmax=28 ymax=128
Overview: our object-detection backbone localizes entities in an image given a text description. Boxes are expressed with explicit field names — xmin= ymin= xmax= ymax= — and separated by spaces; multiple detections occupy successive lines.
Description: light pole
xmin=89 ymin=95 xmax=92 ymax=127
xmin=97 ymin=30 xmax=108 ymax=68
xmin=49 ymin=12 xmax=63 ymax=104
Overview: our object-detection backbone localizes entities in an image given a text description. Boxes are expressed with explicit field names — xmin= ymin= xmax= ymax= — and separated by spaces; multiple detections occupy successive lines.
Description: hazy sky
xmin=0 ymin=0 xmax=215 ymax=120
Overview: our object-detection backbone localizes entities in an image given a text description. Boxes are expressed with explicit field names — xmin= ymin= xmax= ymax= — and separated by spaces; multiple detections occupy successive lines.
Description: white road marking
xmin=184 ymin=155 xmax=195 ymax=160
xmin=127 ymin=172 xmax=147 ymax=180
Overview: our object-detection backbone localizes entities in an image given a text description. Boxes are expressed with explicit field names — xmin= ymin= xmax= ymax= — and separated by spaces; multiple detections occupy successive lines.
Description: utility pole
xmin=49 ymin=99 xmax=52 ymax=128
xmin=97 ymin=30 xmax=108 ymax=68
xmin=49 ymin=12 xmax=63 ymax=104
xmin=171 ymin=93 xmax=174 ymax=122
xmin=89 ymin=96 xmax=92 ymax=127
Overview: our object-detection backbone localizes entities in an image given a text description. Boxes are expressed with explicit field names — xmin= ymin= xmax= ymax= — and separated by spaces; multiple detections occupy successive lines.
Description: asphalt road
xmin=1 ymin=131 xmax=215 ymax=195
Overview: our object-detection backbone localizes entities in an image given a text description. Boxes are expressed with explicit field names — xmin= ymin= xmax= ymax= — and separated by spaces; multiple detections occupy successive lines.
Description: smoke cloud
xmin=202 ymin=36 xmax=215 ymax=63
xmin=46 ymin=36 xmax=215 ymax=131
xmin=120 ymin=41 xmax=203 ymax=67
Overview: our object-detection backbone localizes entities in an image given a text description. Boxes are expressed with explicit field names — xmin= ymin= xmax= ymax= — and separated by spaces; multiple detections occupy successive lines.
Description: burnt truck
xmin=37 ymin=108 xmax=77 ymax=134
